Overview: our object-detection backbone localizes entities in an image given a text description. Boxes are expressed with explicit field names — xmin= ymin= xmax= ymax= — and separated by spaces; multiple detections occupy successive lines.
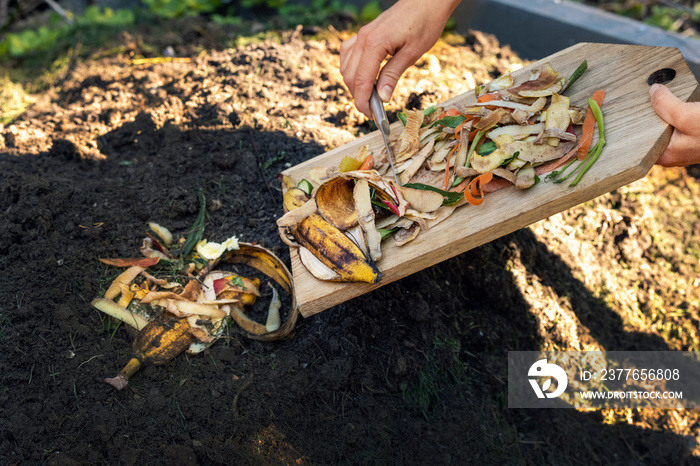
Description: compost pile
xmin=1 ymin=23 xmax=700 ymax=464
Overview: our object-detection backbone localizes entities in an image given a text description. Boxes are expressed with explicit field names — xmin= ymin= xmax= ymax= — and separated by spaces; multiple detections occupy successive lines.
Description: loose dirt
xmin=1 ymin=21 xmax=700 ymax=465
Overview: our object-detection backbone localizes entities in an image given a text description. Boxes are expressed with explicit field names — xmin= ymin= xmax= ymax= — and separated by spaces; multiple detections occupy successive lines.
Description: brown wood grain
xmin=281 ymin=43 xmax=700 ymax=318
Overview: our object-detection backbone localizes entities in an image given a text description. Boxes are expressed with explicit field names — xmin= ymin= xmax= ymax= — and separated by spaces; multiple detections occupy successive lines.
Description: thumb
xmin=375 ymin=49 xmax=421 ymax=102
xmin=649 ymin=83 xmax=685 ymax=126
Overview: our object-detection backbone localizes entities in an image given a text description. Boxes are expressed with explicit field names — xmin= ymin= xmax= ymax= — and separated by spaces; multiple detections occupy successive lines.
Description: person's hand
xmin=340 ymin=0 xmax=462 ymax=118
xmin=649 ymin=83 xmax=700 ymax=167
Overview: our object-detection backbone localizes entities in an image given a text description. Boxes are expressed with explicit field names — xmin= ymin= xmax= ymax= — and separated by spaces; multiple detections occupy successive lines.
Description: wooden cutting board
xmin=282 ymin=42 xmax=700 ymax=318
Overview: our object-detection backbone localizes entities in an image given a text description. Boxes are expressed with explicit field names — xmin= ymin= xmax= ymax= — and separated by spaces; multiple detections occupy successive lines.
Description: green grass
xmin=401 ymin=336 xmax=467 ymax=419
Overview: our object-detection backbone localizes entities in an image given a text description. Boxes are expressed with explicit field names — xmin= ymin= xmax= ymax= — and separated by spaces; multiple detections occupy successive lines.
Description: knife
xmin=369 ymin=85 xmax=401 ymax=185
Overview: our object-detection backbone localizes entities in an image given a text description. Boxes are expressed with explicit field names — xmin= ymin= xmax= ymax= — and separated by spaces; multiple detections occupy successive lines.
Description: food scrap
xmin=278 ymin=60 xmax=607 ymax=284
xmin=92 ymin=191 xmax=299 ymax=390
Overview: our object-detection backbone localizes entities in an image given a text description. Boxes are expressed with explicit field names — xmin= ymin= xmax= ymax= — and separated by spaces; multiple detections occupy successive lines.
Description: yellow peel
xmin=92 ymin=298 xmax=150 ymax=331
xmin=104 ymin=266 xmax=145 ymax=300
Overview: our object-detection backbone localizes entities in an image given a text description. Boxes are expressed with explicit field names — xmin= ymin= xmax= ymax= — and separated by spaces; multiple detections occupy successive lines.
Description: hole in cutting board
xmin=647 ymin=68 xmax=677 ymax=86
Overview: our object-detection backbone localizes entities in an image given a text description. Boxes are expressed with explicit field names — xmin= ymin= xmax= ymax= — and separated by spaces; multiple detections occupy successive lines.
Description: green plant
xmin=359 ymin=0 xmax=382 ymax=23
xmin=0 ymin=6 xmax=135 ymax=61
xmin=276 ymin=0 xmax=360 ymax=28
xmin=142 ymin=0 xmax=223 ymax=19
xmin=242 ymin=0 xmax=288 ymax=8
xmin=401 ymin=336 xmax=467 ymax=419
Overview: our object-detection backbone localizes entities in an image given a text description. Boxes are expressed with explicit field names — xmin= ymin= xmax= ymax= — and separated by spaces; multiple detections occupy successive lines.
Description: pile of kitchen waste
xmin=92 ymin=190 xmax=299 ymax=390
xmin=278 ymin=61 xmax=606 ymax=283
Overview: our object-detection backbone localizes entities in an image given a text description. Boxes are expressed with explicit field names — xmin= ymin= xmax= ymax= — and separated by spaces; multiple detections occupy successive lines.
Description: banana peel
xmin=222 ymin=242 xmax=300 ymax=342
xmin=105 ymin=315 xmax=194 ymax=391
xmin=294 ymin=213 xmax=381 ymax=283
xmin=278 ymin=180 xmax=383 ymax=284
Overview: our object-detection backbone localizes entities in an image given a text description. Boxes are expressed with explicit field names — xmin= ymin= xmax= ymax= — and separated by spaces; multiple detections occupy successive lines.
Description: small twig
xmin=232 ymin=374 xmax=254 ymax=417
xmin=77 ymin=354 xmax=102 ymax=370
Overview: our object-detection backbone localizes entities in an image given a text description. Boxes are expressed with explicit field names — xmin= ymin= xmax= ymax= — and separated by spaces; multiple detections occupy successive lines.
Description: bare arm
xmin=649 ymin=83 xmax=700 ymax=167
xmin=339 ymin=0 xmax=462 ymax=117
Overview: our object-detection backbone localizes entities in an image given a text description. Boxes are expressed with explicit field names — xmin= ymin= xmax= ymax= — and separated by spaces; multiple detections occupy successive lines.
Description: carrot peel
xmin=443 ymin=145 xmax=459 ymax=190
xmin=100 ymin=257 xmax=161 ymax=267
xmin=464 ymin=172 xmax=493 ymax=206
xmin=358 ymin=153 xmax=374 ymax=170
xmin=577 ymin=90 xmax=605 ymax=160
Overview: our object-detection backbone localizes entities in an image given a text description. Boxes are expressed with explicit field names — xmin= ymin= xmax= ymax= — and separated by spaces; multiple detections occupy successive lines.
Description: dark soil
xmin=1 ymin=22 xmax=700 ymax=465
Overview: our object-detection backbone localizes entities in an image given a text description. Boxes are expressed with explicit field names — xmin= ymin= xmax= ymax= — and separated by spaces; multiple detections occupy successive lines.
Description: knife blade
xmin=369 ymin=86 xmax=401 ymax=185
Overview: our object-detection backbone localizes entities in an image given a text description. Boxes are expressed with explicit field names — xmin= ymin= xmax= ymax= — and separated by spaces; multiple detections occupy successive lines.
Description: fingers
xmin=376 ymin=47 xmax=422 ymax=103
xmin=650 ymin=84 xmax=686 ymax=128
xmin=339 ymin=0 xmax=462 ymax=117
xmin=650 ymin=84 xmax=700 ymax=167
xmin=655 ymin=130 xmax=700 ymax=167
xmin=340 ymin=27 xmax=384 ymax=117
xmin=339 ymin=35 xmax=356 ymax=74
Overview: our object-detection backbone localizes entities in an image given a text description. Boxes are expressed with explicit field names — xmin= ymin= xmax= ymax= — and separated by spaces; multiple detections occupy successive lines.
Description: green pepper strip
xmin=464 ymin=130 xmax=486 ymax=169
xmin=569 ymin=98 xmax=605 ymax=187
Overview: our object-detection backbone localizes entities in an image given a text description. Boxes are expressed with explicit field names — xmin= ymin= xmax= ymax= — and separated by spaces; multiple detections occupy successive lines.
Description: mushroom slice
xmin=298 ymin=247 xmax=341 ymax=281
xmin=354 ymin=178 xmax=382 ymax=261
xmin=532 ymin=127 xmax=577 ymax=145
xmin=507 ymin=63 xmax=560 ymax=97
xmin=515 ymin=163 xmax=536 ymax=190
xmin=394 ymin=223 xmax=420 ymax=246
xmin=474 ymin=109 xmax=509 ymax=131
xmin=314 ymin=177 xmax=358 ymax=230
xmin=506 ymin=140 xmax=576 ymax=164
xmin=491 ymin=168 xmax=517 ymax=184
xmin=398 ymin=186 xmax=444 ymax=213
xmin=517 ymin=79 xmax=564 ymax=98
